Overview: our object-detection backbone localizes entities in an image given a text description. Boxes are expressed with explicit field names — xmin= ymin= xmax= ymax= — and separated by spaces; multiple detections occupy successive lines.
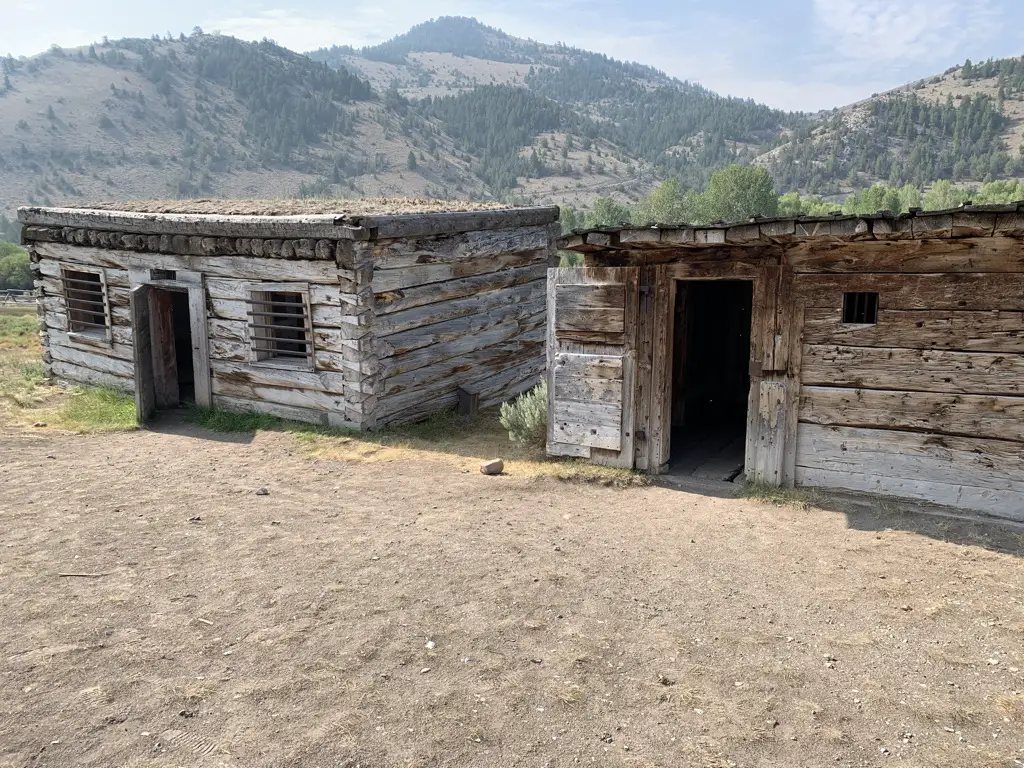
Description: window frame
xmin=841 ymin=291 xmax=880 ymax=325
xmin=61 ymin=265 xmax=112 ymax=344
xmin=246 ymin=282 xmax=316 ymax=371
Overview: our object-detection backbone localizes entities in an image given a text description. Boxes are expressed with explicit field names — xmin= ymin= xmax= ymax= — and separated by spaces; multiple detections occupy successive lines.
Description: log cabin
xmin=552 ymin=204 xmax=1024 ymax=522
xmin=18 ymin=199 xmax=559 ymax=429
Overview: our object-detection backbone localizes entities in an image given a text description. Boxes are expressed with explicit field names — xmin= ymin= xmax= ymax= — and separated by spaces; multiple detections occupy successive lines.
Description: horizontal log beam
xmin=787 ymin=236 xmax=1024 ymax=273
xmin=801 ymin=344 xmax=1024 ymax=396
xmin=793 ymin=273 xmax=1024 ymax=311
xmin=802 ymin=308 xmax=1024 ymax=353
xmin=799 ymin=385 xmax=1024 ymax=442
xmin=360 ymin=207 xmax=559 ymax=239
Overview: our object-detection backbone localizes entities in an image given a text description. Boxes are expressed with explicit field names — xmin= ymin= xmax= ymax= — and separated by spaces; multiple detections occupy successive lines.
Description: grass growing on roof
xmin=187 ymin=403 xmax=648 ymax=486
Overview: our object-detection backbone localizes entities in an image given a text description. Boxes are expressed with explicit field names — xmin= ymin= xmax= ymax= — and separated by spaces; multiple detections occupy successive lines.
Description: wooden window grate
xmin=247 ymin=287 xmax=313 ymax=367
xmin=842 ymin=292 xmax=879 ymax=324
xmin=62 ymin=268 xmax=110 ymax=336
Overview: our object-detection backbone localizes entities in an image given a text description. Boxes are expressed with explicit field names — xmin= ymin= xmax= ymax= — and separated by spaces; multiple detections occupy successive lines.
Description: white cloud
xmin=205 ymin=1 xmax=495 ymax=52
xmin=812 ymin=0 xmax=997 ymax=66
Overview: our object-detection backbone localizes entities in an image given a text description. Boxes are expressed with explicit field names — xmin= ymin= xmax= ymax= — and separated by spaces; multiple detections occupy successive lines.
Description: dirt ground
xmin=2 ymin=418 xmax=1024 ymax=768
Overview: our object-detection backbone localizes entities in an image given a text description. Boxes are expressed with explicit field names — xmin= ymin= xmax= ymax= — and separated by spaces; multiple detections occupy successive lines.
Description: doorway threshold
xmin=667 ymin=426 xmax=745 ymax=483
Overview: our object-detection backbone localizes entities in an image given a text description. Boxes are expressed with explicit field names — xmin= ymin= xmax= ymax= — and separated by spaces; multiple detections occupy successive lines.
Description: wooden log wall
xmin=789 ymin=238 xmax=1024 ymax=520
xmin=361 ymin=223 xmax=557 ymax=426
xmin=24 ymin=218 xmax=558 ymax=431
xmin=30 ymin=246 xmax=136 ymax=393
xmin=26 ymin=237 xmax=351 ymax=427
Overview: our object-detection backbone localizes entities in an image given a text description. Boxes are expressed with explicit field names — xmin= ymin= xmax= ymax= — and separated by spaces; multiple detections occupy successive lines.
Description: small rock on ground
xmin=480 ymin=459 xmax=504 ymax=475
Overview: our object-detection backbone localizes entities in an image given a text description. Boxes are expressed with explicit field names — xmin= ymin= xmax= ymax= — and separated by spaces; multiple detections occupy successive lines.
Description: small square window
xmin=247 ymin=286 xmax=313 ymax=367
xmin=842 ymin=292 xmax=879 ymax=324
xmin=61 ymin=268 xmax=109 ymax=337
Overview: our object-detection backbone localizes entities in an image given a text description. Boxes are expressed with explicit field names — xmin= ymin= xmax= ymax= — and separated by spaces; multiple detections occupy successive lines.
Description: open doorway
xmin=150 ymin=288 xmax=195 ymax=409
xmin=669 ymin=280 xmax=752 ymax=482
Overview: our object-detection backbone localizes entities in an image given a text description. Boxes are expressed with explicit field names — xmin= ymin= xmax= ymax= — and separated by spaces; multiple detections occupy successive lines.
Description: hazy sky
xmin=2 ymin=0 xmax=1022 ymax=111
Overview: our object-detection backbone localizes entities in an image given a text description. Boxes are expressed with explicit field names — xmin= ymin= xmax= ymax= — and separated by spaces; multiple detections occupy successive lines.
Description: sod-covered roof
xmin=70 ymin=197 xmax=514 ymax=216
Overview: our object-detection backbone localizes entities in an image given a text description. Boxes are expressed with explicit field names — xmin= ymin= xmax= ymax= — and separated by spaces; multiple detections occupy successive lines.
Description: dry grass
xmin=0 ymin=312 xmax=48 ymax=411
xmin=1 ymin=307 xmax=633 ymax=483
xmin=741 ymin=481 xmax=819 ymax=509
xmin=186 ymin=404 xmax=649 ymax=487
xmin=0 ymin=309 xmax=137 ymax=432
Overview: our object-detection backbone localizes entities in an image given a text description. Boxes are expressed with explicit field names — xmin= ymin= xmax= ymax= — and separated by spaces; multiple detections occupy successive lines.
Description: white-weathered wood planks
xmin=802 ymin=344 xmax=1024 ymax=395
xmin=802 ymin=308 xmax=1024 ymax=353
xmin=799 ymin=385 xmax=1024 ymax=442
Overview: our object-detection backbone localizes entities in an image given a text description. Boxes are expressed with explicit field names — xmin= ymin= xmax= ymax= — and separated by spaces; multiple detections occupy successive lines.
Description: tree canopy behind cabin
xmin=563 ymin=169 xmax=1024 ymax=232
xmin=0 ymin=241 xmax=31 ymax=291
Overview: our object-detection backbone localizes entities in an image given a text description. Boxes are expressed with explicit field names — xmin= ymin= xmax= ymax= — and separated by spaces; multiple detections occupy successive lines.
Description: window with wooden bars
xmin=247 ymin=285 xmax=314 ymax=368
xmin=61 ymin=267 xmax=110 ymax=338
xmin=842 ymin=292 xmax=879 ymax=324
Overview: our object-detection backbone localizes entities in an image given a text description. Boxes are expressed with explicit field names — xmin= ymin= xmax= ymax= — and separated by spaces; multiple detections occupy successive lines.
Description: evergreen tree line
xmin=961 ymin=56 xmax=1024 ymax=97
xmin=313 ymin=17 xmax=537 ymax=66
xmin=422 ymin=86 xmax=575 ymax=192
xmin=767 ymin=92 xmax=1014 ymax=193
xmin=95 ymin=33 xmax=373 ymax=165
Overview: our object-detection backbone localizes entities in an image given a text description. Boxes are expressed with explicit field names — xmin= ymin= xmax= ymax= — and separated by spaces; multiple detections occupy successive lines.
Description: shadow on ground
xmin=142 ymin=410 xmax=259 ymax=445
xmin=659 ymin=471 xmax=1024 ymax=559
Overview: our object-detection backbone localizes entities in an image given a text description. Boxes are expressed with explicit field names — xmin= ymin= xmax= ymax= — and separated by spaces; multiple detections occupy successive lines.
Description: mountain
xmin=759 ymin=59 xmax=1024 ymax=195
xmin=1 ymin=17 xmax=1022 ymax=229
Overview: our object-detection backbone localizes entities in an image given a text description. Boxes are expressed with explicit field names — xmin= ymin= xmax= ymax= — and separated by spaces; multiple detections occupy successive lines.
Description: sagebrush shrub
xmin=499 ymin=381 xmax=547 ymax=446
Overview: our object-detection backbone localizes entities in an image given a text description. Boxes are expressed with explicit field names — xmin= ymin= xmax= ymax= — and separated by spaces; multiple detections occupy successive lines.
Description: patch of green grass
xmin=186 ymin=404 xmax=283 ymax=433
xmin=741 ymin=481 xmax=819 ymax=509
xmin=50 ymin=387 xmax=138 ymax=432
xmin=0 ymin=356 xmax=46 ymax=407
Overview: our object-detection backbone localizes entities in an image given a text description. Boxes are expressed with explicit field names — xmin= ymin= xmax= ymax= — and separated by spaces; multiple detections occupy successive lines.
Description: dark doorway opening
xmin=171 ymin=291 xmax=195 ymax=403
xmin=150 ymin=288 xmax=195 ymax=409
xmin=669 ymin=280 xmax=753 ymax=482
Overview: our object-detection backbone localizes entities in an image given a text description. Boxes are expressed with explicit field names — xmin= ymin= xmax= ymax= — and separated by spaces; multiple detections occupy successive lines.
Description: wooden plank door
xmin=148 ymin=289 xmax=179 ymax=408
xmin=546 ymin=267 xmax=640 ymax=469
xmin=130 ymin=284 xmax=156 ymax=424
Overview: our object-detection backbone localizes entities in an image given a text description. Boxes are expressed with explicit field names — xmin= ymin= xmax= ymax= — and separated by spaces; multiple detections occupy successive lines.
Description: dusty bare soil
xmin=2 ymin=419 xmax=1023 ymax=768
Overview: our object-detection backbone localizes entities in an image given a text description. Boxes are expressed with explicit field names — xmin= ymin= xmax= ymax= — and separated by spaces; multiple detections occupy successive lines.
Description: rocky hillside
xmin=1 ymin=18 xmax=1021 ymax=228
